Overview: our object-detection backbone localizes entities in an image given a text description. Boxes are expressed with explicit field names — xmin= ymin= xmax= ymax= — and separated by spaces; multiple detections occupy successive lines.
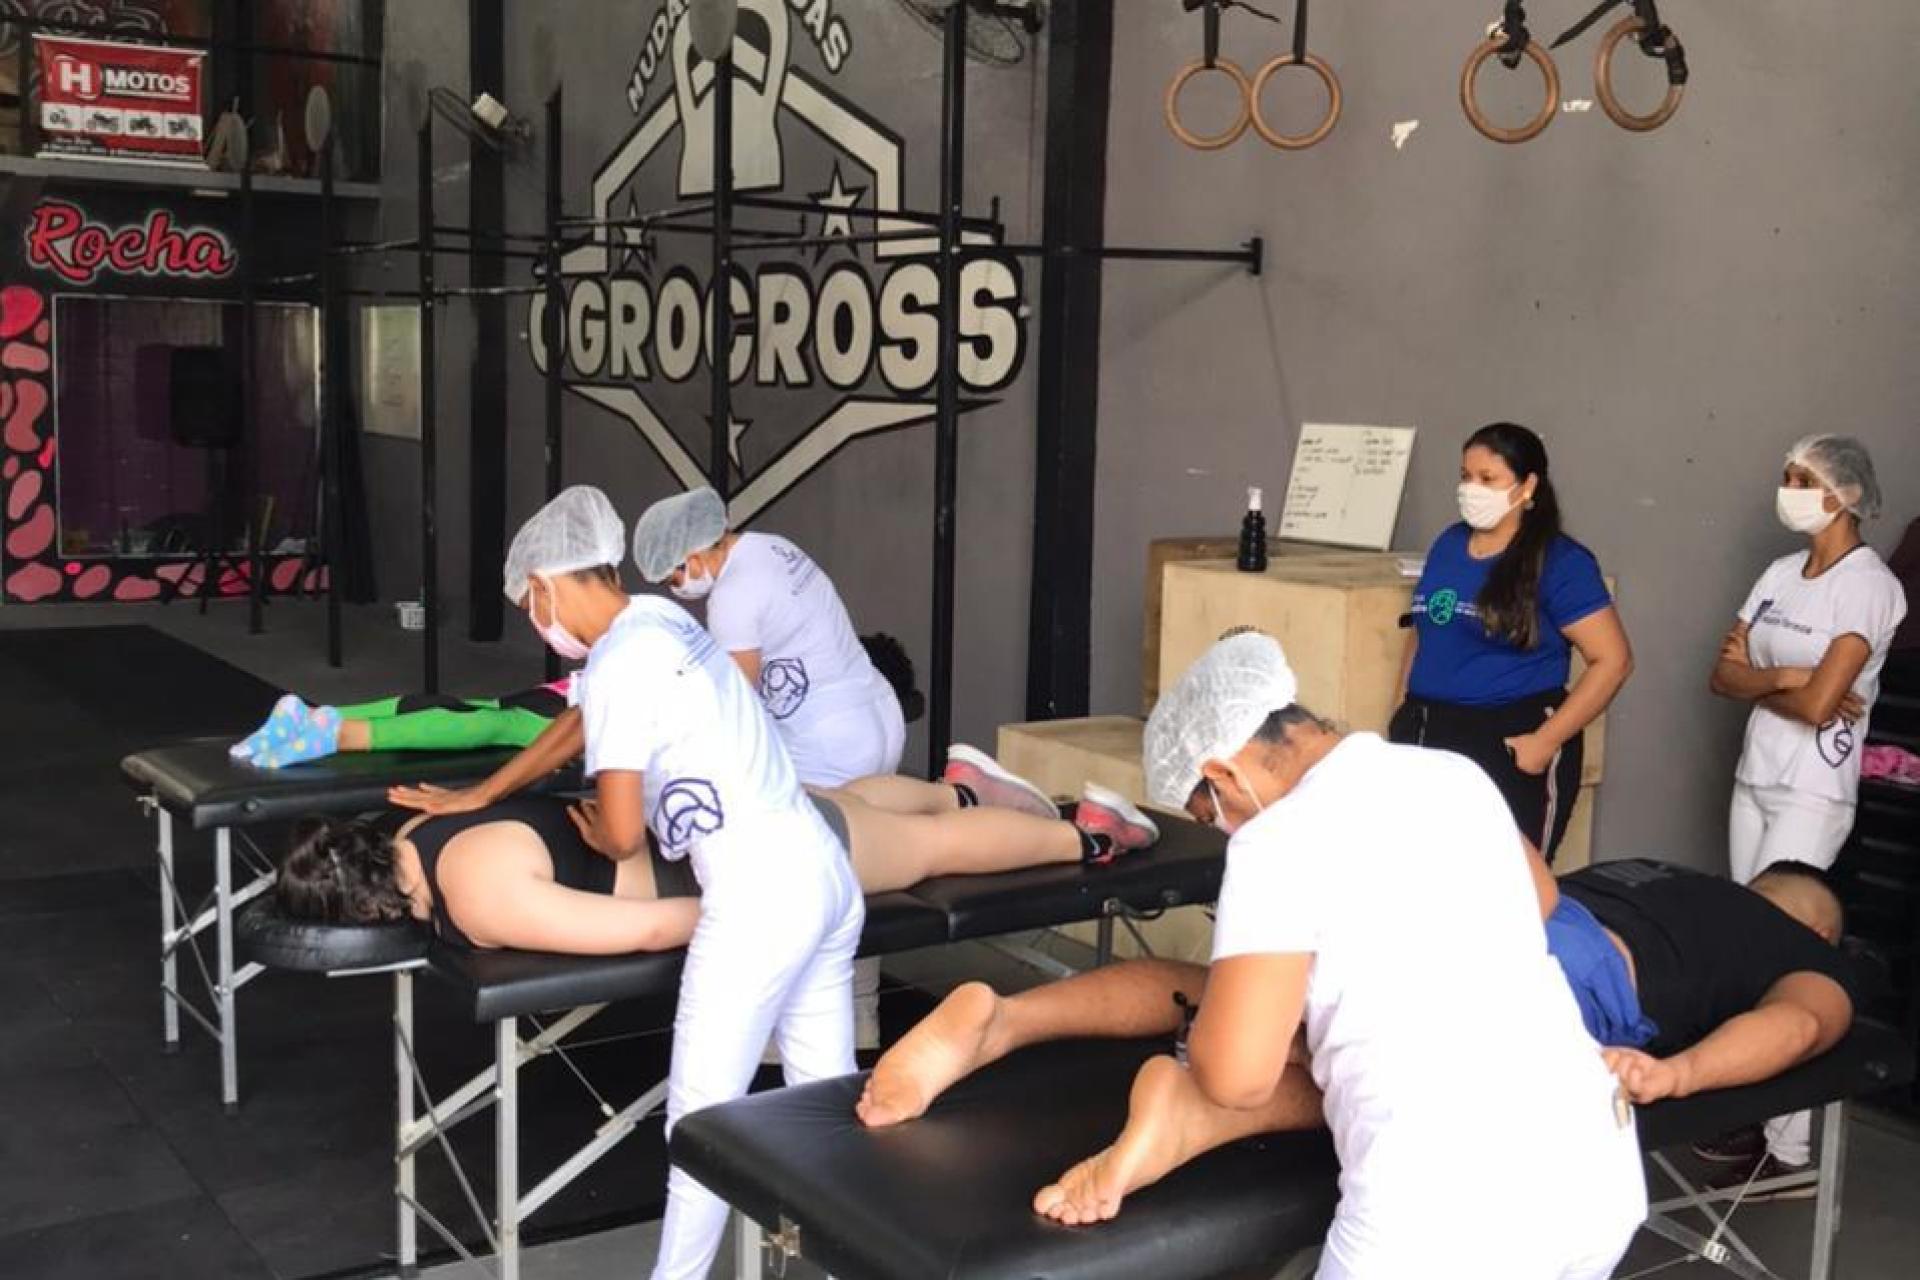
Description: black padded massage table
xmin=120 ymin=738 xmax=581 ymax=1109
xmin=672 ymin=1024 xmax=1915 ymax=1280
xmin=236 ymin=807 xmax=1228 ymax=1280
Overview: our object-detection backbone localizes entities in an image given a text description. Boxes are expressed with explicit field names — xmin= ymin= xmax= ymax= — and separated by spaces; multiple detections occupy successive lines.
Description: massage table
xmin=672 ymin=1025 xmax=1914 ymax=1280
xmin=120 ymin=738 xmax=581 ymax=1109
xmin=235 ymin=805 xmax=1229 ymax=1280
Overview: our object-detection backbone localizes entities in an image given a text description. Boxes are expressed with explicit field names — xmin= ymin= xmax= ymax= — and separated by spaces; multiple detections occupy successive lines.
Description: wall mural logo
xmin=23 ymin=199 xmax=235 ymax=286
xmin=528 ymin=0 xmax=1029 ymax=524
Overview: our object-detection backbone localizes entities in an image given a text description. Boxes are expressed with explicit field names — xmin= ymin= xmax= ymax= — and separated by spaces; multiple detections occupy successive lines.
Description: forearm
xmin=1536 ymin=656 xmax=1628 ymax=751
xmin=1665 ymin=1006 xmax=1823 ymax=1098
xmin=1711 ymin=658 xmax=1790 ymax=704
xmin=477 ymin=708 xmax=584 ymax=800
xmin=1759 ymin=684 xmax=1843 ymax=728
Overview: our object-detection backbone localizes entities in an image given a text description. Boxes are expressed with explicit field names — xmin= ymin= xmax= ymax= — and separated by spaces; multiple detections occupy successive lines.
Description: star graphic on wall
xmin=619 ymin=193 xmax=655 ymax=273
xmin=809 ymin=163 xmax=866 ymax=263
xmin=703 ymin=413 xmax=754 ymax=478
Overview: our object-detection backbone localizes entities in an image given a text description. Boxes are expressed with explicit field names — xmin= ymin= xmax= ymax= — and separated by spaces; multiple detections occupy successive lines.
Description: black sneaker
xmin=1690 ymin=1125 xmax=1765 ymax=1164
xmin=1705 ymin=1151 xmax=1816 ymax=1203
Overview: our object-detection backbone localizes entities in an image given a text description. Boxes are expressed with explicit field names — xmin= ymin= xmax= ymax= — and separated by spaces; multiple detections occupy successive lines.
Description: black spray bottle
xmin=1237 ymin=486 xmax=1268 ymax=572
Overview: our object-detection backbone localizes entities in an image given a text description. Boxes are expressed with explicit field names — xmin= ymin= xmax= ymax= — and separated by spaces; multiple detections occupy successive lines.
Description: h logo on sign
xmin=52 ymin=55 xmax=100 ymax=100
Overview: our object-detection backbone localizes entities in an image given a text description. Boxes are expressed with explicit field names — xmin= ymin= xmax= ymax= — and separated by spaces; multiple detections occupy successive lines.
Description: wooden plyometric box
xmin=1143 ymin=536 xmax=1332 ymax=712
xmin=1157 ymin=554 xmax=1606 ymax=786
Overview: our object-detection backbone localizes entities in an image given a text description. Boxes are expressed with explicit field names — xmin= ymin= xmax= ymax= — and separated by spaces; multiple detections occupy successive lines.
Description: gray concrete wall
xmin=1095 ymin=5 xmax=1920 ymax=867
xmin=368 ymin=2 xmax=1048 ymax=764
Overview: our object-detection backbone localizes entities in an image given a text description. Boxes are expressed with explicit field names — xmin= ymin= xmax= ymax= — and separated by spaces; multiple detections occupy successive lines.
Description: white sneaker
xmin=940 ymin=745 xmax=1059 ymax=820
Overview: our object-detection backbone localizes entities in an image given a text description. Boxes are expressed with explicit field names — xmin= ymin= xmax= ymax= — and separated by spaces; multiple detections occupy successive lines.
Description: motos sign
xmin=526 ymin=0 xmax=1029 ymax=525
xmin=34 ymin=34 xmax=205 ymax=165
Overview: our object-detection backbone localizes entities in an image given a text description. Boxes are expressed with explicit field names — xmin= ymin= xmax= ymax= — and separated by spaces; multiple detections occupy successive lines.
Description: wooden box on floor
xmin=1156 ymin=554 xmax=1606 ymax=787
xmin=1142 ymin=536 xmax=1333 ymax=712
xmin=996 ymin=717 xmax=1212 ymax=963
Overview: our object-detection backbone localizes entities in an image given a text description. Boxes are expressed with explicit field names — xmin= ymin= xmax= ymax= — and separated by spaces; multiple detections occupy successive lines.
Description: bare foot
xmin=856 ymin=981 xmax=1001 ymax=1128
xmin=1033 ymin=1055 xmax=1190 ymax=1226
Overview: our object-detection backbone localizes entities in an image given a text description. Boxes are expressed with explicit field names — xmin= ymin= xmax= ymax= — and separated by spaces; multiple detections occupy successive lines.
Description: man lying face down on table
xmin=1543 ymin=852 xmax=1856 ymax=1195
xmin=859 ymin=632 xmax=1647 ymax=1280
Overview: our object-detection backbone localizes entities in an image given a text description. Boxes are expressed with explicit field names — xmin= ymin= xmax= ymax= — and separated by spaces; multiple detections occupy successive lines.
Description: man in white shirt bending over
xmin=858 ymin=632 xmax=1646 ymax=1279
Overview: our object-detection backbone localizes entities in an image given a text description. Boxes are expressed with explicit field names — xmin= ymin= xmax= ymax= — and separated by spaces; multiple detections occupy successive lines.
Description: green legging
xmin=336 ymin=693 xmax=557 ymax=752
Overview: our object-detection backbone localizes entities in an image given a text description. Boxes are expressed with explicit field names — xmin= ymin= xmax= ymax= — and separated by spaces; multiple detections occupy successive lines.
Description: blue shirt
xmin=1406 ymin=524 xmax=1611 ymax=707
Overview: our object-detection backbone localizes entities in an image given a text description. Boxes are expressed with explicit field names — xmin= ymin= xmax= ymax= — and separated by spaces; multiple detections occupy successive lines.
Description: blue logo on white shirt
xmin=760 ymin=657 xmax=811 ymax=720
xmin=658 ymin=778 xmax=725 ymax=852
xmin=1817 ymin=718 xmax=1855 ymax=769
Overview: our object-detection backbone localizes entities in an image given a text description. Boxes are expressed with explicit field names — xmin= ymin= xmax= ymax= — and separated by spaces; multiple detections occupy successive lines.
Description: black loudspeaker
xmin=168 ymin=346 xmax=241 ymax=448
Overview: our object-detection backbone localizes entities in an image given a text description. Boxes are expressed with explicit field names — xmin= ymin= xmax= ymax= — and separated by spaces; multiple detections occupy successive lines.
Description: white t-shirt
xmin=706 ymin=532 xmax=894 ymax=744
xmin=572 ymin=596 xmax=839 ymax=893
xmin=1211 ymin=734 xmax=1641 ymax=1266
xmin=1735 ymin=547 xmax=1907 ymax=803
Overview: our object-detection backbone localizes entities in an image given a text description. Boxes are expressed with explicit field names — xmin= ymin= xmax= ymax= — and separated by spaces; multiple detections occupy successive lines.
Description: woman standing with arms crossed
xmin=1390 ymin=422 xmax=1634 ymax=861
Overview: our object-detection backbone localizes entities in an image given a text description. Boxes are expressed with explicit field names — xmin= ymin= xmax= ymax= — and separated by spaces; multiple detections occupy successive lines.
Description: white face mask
xmin=1457 ymin=482 xmax=1519 ymax=531
xmin=1775 ymin=486 xmax=1837 ymax=536
xmin=669 ymin=561 xmax=715 ymax=601
xmin=529 ymin=577 xmax=591 ymax=661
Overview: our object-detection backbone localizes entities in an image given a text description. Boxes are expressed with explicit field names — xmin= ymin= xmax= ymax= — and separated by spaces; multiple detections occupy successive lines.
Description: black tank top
xmin=388 ymin=797 xmax=615 ymax=948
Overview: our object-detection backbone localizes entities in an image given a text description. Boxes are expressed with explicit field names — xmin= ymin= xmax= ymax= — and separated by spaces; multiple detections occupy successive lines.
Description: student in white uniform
xmin=502 ymin=487 xmax=863 ymax=1280
xmin=632 ymin=485 xmax=904 ymax=1046
xmin=1706 ymin=434 xmax=1906 ymax=1177
xmin=859 ymin=633 xmax=1644 ymax=1279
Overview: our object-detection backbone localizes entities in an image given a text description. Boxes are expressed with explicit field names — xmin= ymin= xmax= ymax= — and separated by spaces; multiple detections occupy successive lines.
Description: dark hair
xmin=1251 ymin=704 xmax=1332 ymax=742
xmin=1464 ymin=422 xmax=1563 ymax=650
xmin=570 ymin=564 xmax=621 ymax=589
xmin=277 ymin=817 xmax=413 ymax=925
xmin=860 ymin=632 xmax=918 ymax=704
xmin=1753 ymin=859 xmax=1846 ymax=933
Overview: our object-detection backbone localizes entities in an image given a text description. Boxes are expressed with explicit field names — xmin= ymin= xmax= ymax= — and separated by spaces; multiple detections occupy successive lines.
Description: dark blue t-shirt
xmin=1406 ymin=524 xmax=1611 ymax=707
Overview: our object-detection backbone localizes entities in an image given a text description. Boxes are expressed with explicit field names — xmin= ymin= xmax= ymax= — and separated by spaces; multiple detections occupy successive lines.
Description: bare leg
xmin=833 ymin=775 xmax=960 ymax=816
xmin=833 ymin=795 xmax=1081 ymax=893
xmin=1034 ymin=1054 xmax=1323 ymax=1225
xmin=857 ymin=960 xmax=1204 ymax=1127
xmin=338 ymin=719 xmax=373 ymax=752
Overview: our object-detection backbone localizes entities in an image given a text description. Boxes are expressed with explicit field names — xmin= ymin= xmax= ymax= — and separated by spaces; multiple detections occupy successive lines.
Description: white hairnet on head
xmin=1144 ymin=631 xmax=1300 ymax=808
xmin=502 ymin=485 xmax=626 ymax=604
xmin=632 ymin=486 xmax=728 ymax=583
xmin=1786 ymin=434 xmax=1882 ymax=519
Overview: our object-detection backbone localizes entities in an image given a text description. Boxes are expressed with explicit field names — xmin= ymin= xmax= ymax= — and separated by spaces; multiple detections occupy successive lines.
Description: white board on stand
xmin=1278 ymin=423 xmax=1416 ymax=550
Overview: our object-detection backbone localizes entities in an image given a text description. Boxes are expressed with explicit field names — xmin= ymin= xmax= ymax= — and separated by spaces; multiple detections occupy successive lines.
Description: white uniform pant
xmin=1728 ymin=781 xmax=1853 ymax=1166
xmin=787 ymin=685 xmax=905 ymax=1051
xmin=1727 ymin=781 xmax=1854 ymax=884
xmin=651 ymin=856 xmax=864 ymax=1280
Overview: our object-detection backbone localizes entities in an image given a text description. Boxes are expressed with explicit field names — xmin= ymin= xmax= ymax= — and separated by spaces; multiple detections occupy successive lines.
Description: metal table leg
xmin=1811 ymin=1101 xmax=1847 ymax=1280
xmin=497 ymin=1016 xmax=520 ymax=1280
xmin=156 ymin=805 xmax=180 ymax=1051
xmin=396 ymin=969 xmax=418 ymax=1277
xmin=215 ymin=826 xmax=240 ymax=1111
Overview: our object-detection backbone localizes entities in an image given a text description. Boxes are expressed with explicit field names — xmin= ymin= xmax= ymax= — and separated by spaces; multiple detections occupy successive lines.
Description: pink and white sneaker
xmin=1074 ymin=783 xmax=1160 ymax=861
xmin=941 ymin=745 xmax=1059 ymax=820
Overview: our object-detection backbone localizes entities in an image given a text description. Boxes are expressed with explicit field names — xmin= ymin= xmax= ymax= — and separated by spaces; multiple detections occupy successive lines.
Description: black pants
xmin=1388 ymin=689 xmax=1584 ymax=862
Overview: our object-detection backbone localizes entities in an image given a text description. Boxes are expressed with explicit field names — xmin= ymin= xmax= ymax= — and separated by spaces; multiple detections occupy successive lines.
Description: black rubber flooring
xmin=0 ymin=626 xmax=939 ymax=1277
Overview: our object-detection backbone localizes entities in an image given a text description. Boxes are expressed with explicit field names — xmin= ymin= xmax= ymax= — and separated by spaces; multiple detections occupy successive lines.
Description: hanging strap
xmin=1497 ymin=0 xmax=1532 ymax=67
xmin=1292 ymin=0 xmax=1309 ymax=62
xmin=1551 ymin=0 xmax=1689 ymax=85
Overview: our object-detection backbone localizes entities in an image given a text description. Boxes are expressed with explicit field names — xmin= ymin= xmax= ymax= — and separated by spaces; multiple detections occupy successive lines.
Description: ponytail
xmin=1467 ymin=422 xmax=1562 ymax=650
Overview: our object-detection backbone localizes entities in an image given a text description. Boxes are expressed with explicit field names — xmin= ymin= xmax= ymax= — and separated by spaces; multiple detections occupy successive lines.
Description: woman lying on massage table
xmin=859 ymin=631 xmax=1645 ymax=1280
xmin=275 ymin=762 xmax=1159 ymax=953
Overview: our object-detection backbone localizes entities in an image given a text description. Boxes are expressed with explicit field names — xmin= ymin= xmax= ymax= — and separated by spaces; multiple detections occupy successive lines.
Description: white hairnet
xmin=1143 ymin=631 xmax=1300 ymax=808
xmin=1786 ymin=434 xmax=1882 ymax=519
xmin=632 ymin=486 xmax=729 ymax=583
xmin=502 ymin=485 xmax=626 ymax=604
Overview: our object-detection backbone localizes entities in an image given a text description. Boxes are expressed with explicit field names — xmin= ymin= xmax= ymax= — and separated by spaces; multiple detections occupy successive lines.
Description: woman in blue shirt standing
xmin=1389 ymin=422 xmax=1634 ymax=860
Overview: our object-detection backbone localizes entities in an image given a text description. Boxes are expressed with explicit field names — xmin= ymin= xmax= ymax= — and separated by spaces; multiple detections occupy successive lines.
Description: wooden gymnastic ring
xmin=1459 ymin=34 xmax=1560 ymax=145
xmin=1594 ymin=17 xmax=1685 ymax=132
xmin=1249 ymin=53 xmax=1343 ymax=151
xmin=1164 ymin=57 xmax=1254 ymax=152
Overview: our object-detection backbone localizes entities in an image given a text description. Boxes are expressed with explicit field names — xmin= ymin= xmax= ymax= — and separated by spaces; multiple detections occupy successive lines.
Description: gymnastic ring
xmin=1164 ymin=57 xmax=1254 ymax=151
xmin=1459 ymin=34 xmax=1560 ymax=145
xmin=1594 ymin=17 xmax=1685 ymax=132
xmin=1248 ymin=53 xmax=1342 ymax=151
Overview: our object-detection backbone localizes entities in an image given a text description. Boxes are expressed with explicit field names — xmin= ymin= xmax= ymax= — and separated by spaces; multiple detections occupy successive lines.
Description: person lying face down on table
xmin=277 ymin=754 xmax=1160 ymax=954
xmin=1542 ymin=854 xmax=1856 ymax=1197
xmin=860 ymin=631 xmax=1646 ymax=1280
xmin=230 ymin=679 xmax=574 ymax=770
